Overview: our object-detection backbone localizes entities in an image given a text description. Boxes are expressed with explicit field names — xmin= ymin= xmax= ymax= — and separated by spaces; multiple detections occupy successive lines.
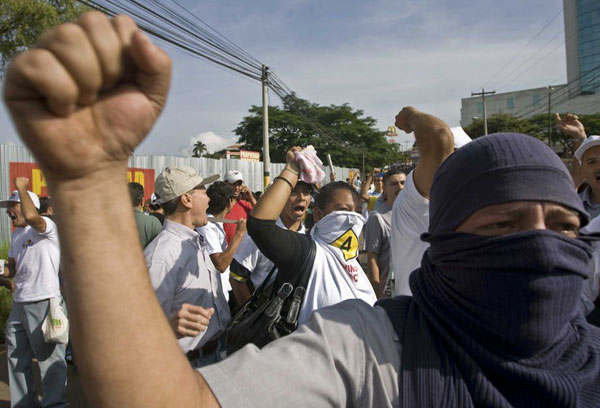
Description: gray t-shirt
xmin=364 ymin=210 xmax=393 ymax=288
xmin=199 ymin=300 xmax=400 ymax=407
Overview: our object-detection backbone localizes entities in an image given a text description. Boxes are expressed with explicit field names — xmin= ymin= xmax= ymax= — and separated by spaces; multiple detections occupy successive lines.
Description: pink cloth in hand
xmin=294 ymin=145 xmax=326 ymax=184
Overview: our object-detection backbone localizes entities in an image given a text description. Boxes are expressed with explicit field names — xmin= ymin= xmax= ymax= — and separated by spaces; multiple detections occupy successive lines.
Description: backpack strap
xmin=375 ymin=296 xmax=412 ymax=339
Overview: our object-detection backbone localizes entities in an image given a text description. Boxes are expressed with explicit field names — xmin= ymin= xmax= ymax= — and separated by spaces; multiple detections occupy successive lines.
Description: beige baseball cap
xmin=154 ymin=166 xmax=219 ymax=204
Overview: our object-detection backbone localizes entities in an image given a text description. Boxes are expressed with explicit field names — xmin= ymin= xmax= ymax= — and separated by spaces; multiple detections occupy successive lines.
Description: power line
xmin=481 ymin=0 xmax=574 ymax=89
xmin=492 ymin=29 xmax=564 ymax=91
xmin=78 ymin=0 xmax=365 ymax=155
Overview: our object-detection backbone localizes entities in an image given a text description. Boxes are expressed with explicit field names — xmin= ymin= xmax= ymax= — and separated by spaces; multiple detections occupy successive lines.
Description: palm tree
xmin=192 ymin=141 xmax=207 ymax=158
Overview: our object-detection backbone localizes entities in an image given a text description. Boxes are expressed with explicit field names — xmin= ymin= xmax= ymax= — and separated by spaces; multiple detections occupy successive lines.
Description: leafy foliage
xmin=0 ymin=0 xmax=88 ymax=74
xmin=192 ymin=140 xmax=207 ymax=158
xmin=464 ymin=112 xmax=600 ymax=156
xmin=234 ymin=94 xmax=400 ymax=169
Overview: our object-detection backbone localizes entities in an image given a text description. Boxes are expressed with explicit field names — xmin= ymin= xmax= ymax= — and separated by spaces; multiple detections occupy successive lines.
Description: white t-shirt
xmin=197 ymin=221 xmax=232 ymax=299
xmin=234 ymin=218 xmax=305 ymax=288
xmin=390 ymin=170 xmax=430 ymax=296
xmin=9 ymin=217 xmax=61 ymax=302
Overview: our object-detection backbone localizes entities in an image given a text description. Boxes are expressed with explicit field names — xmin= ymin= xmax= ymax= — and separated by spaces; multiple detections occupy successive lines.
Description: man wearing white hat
xmin=0 ymin=177 xmax=66 ymax=407
xmin=224 ymin=170 xmax=256 ymax=243
xmin=144 ymin=166 xmax=230 ymax=368
xmin=574 ymin=135 xmax=600 ymax=220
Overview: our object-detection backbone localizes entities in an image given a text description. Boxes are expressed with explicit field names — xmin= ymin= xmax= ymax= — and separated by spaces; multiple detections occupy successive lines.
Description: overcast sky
xmin=0 ymin=0 xmax=569 ymax=158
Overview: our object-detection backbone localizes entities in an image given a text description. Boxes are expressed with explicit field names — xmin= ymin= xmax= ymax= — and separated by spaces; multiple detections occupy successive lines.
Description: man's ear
xmin=180 ymin=193 xmax=193 ymax=210
xmin=313 ymin=207 xmax=323 ymax=222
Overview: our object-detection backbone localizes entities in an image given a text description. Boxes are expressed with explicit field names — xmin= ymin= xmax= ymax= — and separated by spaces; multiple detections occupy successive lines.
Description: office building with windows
xmin=461 ymin=0 xmax=600 ymax=128
xmin=565 ymin=0 xmax=600 ymax=95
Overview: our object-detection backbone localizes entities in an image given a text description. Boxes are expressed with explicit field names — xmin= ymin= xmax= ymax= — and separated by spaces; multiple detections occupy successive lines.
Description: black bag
xmin=225 ymin=242 xmax=316 ymax=354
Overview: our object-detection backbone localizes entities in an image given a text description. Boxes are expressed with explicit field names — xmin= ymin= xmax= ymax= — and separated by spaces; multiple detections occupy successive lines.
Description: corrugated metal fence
xmin=0 ymin=144 xmax=356 ymax=244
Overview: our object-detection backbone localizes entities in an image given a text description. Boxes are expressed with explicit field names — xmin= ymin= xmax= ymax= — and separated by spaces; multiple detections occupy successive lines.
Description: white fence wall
xmin=0 ymin=144 xmax=357 ymax=243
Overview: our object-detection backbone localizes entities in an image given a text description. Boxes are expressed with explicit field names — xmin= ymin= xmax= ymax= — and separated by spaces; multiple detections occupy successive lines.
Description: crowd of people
xmin=1 ymin=11 xmax=600 ymax=407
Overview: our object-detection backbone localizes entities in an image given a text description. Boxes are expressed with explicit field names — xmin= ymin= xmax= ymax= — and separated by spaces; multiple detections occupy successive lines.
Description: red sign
xmin=8 ymin=163 xmax=156 ymax=201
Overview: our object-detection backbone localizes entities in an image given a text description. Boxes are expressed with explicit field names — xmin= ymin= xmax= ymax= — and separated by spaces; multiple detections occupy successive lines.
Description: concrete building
xmin=461 ymin=0 xmax=600 ymax=128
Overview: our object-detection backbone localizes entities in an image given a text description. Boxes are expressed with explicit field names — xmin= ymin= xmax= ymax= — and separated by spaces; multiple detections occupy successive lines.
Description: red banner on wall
xmin=8 ymin=163 xmax=156 ymax=201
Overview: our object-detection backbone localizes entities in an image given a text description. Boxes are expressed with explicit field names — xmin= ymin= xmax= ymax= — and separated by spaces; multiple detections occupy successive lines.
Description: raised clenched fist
xmin=3 ymin=12 xmax=172 ymax=183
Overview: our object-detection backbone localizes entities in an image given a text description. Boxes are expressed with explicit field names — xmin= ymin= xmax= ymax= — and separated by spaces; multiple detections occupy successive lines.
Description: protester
xmin=390 ymin=107 xmax=454 ymax=296
xmin=360 ymin=168 xmax=389 ymax=215
xmin=6 ymin=13 xmax=600 ymax=407
xmin=364 ymin=169 xmax=405 ymax=298
xmin=230 ymin=181 xmax=311 ymax=304
xmin=144 ymin=166 xmax=229 ymax=367
xmin=128 ymin=182 xmax=162 ymax=247
xmin=38 ymin=196 xmax=54 ymax=217
xmin=196 ymin=181 xmax=246 ymax=303
xmin=223 ymin=170 xmax=255 ymax=243
xmin=0 ymin=179 xmax=66 ymax=407
xmin=564 ymin=114 xmax=600 ymax=220
xmin=245 ymin=155 xmax=377 ymax=326
xmin=147 ymin=193 xmax=165 ymax=224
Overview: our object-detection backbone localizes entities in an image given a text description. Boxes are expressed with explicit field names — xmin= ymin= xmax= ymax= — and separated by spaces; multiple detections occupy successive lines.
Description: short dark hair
xmin=128 ymin=182 xmax=144 ymax=207
xmin=39 ymin=196 xmax=52 ymax=215
xmin=207 ymin=182 xmax=234 ymax=215
xmin=161 ymin=195 xmax=180 ymax=216
xmin=383 ymin=169 xmax=406 ymax=184
xmin=316 ymin=181 xmax=359 ymax=210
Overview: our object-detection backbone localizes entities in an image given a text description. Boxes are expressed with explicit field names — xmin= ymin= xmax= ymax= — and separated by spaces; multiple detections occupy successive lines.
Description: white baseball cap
xmin=154 ymin=166 xmax=220 ymax=204
xmin=225 ymin=170 xmax=244 ymax=184
xmin=575 ymin=135 xmax=600 ymax=164
xmin=0 ymin=190 xmax=40 ymax=209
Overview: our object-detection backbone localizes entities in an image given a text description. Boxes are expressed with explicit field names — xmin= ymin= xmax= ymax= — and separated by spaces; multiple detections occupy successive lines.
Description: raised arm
xmin=4 ymin=12 xmax=217 ymax=407
xmin=395 ymin=107 xmax=454 ymax=198
xmin=14 ymin=178 xmax=46 ymax=232
xmin=209 ymin=219 xmax=247 ymax=272
xmin=250 ymin=147 xmax=301 ymax=221
xmin=556 ymin=113 xmax=586 ymax=188
xmin=360 ymin=170 xmax=375 ymax=202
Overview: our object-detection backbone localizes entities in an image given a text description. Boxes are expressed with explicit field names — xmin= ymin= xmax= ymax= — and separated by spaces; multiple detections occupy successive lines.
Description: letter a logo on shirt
xmin=330 ymin=228 xmax=359 ymax=261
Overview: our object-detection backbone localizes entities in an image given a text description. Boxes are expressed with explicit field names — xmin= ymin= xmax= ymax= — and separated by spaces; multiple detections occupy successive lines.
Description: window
xmin=532 ymin=94 xmax=541 ymax=105
xmin=477 ymin=102 xmax=483 ymax=113
xmin=507 ymin=97 xmax=514 ymax=109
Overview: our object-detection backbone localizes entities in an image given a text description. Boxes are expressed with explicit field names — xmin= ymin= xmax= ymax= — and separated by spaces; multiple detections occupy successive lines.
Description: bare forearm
xmin=360 ymin=174 xmax=373 ymax=202
xmin=367 ymin=253 xmax=383 ymax=298
xmin=49 ymin=167 xmax=203 ymax=407
xmin=212 ymin=232 xmax=244 ymax=272
xmin=411 ymin=112 xmax=454 ymax=198
xmin=16 ymin=185 xmax=45 ymax=231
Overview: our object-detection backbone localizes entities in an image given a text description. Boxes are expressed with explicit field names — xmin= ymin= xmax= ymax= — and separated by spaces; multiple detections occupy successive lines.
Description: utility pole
xmin=471 ymin=88 xmax=495 ymax=136
xmin=547 ymin=85 xmax=553 ymax=146
xmin=262 ymin=65 xmax=270 ymax=188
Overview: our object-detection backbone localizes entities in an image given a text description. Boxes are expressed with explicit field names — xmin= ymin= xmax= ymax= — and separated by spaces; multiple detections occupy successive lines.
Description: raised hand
xmin=395 ymin=106 xmax=419 ymax=133
xmin=14 ymin=177 xmax=30 ymax=191
xmin=555 ymin=113 xmax=586 ymax=140
xmin=3 ymin=12 xmax=172 ymax=182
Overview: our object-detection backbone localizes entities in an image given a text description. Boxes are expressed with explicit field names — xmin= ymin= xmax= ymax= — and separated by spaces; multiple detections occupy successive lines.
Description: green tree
xmin=192 ymin=140 xmax=207 ymax=158
xmin=464 ymin=112 xmax=600 ymax=157
xmin=0 ymin=0 xmax=88 ymax=73
xmin=234 ymin=94 xmax=400 ymax=169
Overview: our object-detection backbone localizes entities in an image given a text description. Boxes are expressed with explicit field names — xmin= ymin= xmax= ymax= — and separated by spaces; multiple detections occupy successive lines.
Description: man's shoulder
xmin=144 ymin=229 xmax=189 ymax=263
xmin=308 ymin=300 xmax=400 ymax=359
